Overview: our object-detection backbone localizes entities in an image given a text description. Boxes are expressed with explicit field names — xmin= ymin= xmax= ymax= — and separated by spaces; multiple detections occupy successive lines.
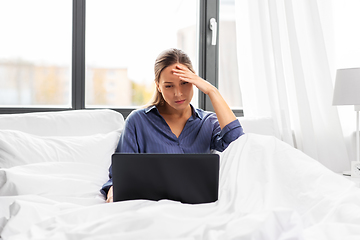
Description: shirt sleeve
xmin=116 ymin=113 xmax=139 ymax=153
xmin=210 ymin=118 xmax=244 ymax=152
xmin=100 ymin=166 xmax=113 ymax=197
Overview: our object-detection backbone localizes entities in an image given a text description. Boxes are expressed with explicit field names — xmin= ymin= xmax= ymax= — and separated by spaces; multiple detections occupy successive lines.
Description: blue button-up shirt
xmin=101 ymin=105 xmax=244 ymax=196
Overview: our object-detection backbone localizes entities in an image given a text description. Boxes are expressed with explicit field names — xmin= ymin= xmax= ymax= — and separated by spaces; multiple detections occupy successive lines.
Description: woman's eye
xmin=181 ymin=82 xmax=188 ymax=85
xmin=165 ymin=85 xmax=173 ymax=88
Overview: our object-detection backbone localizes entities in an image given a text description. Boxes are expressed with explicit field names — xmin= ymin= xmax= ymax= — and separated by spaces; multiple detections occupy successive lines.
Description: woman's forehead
xmin=159 ymin=65 xmax=181 ymax=83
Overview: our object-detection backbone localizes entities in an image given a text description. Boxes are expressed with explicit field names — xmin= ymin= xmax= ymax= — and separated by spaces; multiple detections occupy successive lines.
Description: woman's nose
xmin=174 ymin=87 xmax=182 ymax=96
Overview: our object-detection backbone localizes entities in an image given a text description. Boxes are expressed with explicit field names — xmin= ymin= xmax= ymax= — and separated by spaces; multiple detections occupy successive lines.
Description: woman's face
xmin=157 ymin=63 xmax=193 ymax=112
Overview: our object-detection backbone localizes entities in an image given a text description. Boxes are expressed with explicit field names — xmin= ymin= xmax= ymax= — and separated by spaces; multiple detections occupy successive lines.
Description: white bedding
xmin=1 ymin=133 xmax=360 ymax=240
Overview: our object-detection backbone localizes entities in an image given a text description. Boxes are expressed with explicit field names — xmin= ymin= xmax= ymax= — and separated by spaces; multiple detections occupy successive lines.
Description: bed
xmin=1 ymin=109 xmax=360 ymax=240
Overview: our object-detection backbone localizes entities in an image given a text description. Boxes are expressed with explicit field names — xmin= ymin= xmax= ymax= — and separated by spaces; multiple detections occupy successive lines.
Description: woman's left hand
xmin=172 ymin=64 xmax=216 ymax=95
xmin=106 ymin=186 xmax=114 ymax=203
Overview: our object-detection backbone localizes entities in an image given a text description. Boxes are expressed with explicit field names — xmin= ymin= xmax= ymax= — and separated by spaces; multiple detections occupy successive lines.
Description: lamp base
xmin=351 ymin=161 xmax=360 ymax=178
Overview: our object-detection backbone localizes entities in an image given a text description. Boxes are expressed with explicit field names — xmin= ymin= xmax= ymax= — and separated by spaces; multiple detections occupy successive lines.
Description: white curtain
xmin=234 ymin=0 xmax=349 ymax=172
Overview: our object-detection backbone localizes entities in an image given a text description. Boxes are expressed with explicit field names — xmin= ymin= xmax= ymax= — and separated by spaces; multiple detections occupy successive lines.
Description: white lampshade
xmin=333 ymin=68 xmax=360 ymax=106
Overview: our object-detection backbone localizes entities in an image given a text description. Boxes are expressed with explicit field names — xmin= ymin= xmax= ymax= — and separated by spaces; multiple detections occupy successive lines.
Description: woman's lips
xmin=175 ymin=100 xmax=185 ymax=104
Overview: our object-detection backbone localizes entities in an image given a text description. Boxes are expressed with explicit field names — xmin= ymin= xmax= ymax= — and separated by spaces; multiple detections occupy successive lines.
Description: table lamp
xmin=333 ymin=67 xmax=360 ymax=177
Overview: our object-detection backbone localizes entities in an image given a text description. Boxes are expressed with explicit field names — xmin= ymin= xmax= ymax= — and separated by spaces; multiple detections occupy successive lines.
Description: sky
xmin=0 ymin=0 xmax=72 ymax=65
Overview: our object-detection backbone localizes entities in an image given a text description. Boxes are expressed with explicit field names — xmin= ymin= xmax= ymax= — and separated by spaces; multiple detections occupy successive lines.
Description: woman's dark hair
xmin=148 ymin=48 xmax=195 ymax=106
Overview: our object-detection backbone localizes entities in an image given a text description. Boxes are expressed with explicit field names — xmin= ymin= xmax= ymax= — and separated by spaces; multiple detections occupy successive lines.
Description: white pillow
xmin=0 ymin=129 xmax=121 ymax=168
xmin=0 ymin=109 xmax=125 ymax=137
xmin=0 ymin=162 xmax=108 ymax=200
xmin=238 ymin=116 xmax=281 ymax=139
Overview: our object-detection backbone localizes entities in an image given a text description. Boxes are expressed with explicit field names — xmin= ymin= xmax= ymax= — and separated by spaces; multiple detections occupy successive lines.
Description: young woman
xmin=101 ymin=48 xmax=244 ymax=202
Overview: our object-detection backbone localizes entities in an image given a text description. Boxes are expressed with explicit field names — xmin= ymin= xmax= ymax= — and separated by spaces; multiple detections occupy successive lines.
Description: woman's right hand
xmin=106 ymin=186 xmax=113 ymax=203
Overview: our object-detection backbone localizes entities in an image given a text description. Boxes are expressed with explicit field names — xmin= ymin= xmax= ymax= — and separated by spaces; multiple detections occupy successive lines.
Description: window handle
xmin=209 ymin=18 xmax=217 ymax=46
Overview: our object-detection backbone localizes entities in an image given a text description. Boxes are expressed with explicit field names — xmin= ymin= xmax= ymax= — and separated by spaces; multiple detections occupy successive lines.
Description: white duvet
xmin=1 ymin=133 xmax=360 ymax=240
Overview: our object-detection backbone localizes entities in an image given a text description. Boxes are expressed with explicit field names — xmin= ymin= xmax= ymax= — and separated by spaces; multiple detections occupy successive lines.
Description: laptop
xmin=111 ymin=153 xmax=219 ymax=204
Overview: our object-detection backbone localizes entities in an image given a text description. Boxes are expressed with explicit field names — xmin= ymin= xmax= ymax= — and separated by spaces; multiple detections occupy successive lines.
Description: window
xmin=0 ymin=0 xmax=243 ymax=117
xmin=0 ymin=0 xmax=72 ymax=107
xmin=218 ymin=0 xmax=242 ymax=109
xmin=85 ymin=0 xmax=199 ymax=108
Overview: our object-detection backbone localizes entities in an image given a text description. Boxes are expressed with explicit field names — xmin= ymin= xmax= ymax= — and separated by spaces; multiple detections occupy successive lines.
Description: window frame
xmin=0 ymin=0 xmax=243 ymax=117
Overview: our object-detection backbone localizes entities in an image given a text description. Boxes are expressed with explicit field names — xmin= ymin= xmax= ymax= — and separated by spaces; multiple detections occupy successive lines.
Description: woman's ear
xmin=155 ymin=82 xmax=161 ymax=93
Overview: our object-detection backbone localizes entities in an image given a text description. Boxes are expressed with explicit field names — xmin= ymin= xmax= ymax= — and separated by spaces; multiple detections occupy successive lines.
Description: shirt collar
xmin=145 ymin=105 xmax=157 ymax=114
xmin=145 ymin=104 xmax=203 ymax=120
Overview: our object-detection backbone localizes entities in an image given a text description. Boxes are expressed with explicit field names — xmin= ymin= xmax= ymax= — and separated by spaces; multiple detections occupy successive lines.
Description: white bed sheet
xmin=1 ymin=133 xmax=360 ymax=240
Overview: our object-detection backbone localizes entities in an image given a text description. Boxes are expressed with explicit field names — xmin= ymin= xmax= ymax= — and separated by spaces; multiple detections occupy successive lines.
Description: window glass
xmin=0 ymin=0 xmax=72 ymax=107
xmin=218 ymin=0 xmax=242 ymax=109
xmin=86 ymin=0 xmax=199 ymax=108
